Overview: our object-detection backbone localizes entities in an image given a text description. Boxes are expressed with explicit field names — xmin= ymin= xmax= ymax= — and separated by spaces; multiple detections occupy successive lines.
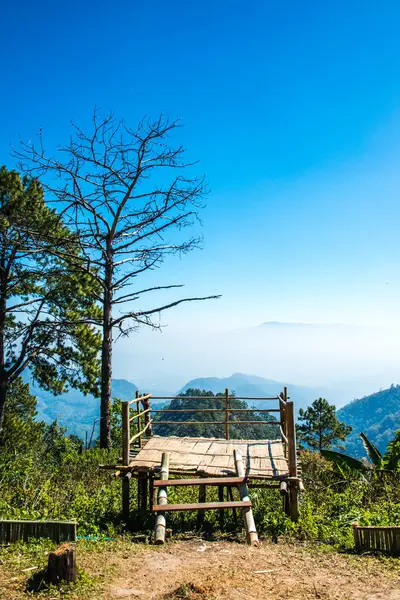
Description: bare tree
xmin=16 ymin=112 xmax=220 ymax=448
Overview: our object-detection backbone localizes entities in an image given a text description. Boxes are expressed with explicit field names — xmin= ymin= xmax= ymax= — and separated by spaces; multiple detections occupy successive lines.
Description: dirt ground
xmin=1 ymin=537 xmax=400 ymax=599
xmin=102 ymin=539 xmax=400 ymax=600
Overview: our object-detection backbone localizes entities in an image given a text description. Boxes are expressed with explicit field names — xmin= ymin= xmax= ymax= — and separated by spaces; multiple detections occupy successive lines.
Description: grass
xmin=0 ymin=536 xmax=150 ymax=599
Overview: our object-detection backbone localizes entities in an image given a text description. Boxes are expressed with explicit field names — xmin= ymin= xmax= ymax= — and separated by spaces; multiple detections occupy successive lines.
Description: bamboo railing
xmin=122 ymin=392 xmax=153 ymax=465
xmin=121 ymin=387 xmax=298 ymax=473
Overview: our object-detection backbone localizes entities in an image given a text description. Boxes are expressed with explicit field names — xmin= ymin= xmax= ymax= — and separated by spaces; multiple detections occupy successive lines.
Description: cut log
xmin=154 ymin=452 xmax=169 ymax=545
xmin=234 ymin=449 xmax=259 ymax=546
xmin=47 ymin=543 xmax=77 ymax=584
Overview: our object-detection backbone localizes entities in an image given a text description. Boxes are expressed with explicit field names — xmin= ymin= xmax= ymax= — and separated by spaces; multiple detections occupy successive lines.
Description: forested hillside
xmin=337 ymin=385 xmax=400 ymax=457
xmin=153 ymin=388 xmax=280 ymax=439
xmin=26 ymin=377 xmax=138 ymax=438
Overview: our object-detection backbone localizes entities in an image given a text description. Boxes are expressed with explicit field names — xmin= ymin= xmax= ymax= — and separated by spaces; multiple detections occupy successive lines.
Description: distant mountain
xmin=180 ymin=373 xmax=326 ymax=411
xmin=337 ymin=385 xmax=400 ymax=457
xmin=24 ymin=376 xmax=138 ymax=438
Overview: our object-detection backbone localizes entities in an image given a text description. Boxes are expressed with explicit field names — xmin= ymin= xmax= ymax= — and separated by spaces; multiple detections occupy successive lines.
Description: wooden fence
xmin=0 ymin=520 xmax=77 ymax=544
xmin=353 ymin=524 xmax=400 ymax=555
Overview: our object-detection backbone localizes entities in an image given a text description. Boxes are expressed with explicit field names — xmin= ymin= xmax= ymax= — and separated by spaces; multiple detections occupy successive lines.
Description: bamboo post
xmin=122 ymin=401 xmax=130 ymax=466
xmin=136 ymin=391 xmax=142 ymax=449
xmin=122 ymin=472 xmax=132 ymax=522
xmin=196 ymin=483 xmax=206 ymax=530
xmin=233 ymin=450 xmax=259 ymax=546
xmin=154 ymin=452 xmax=170 ymax=544
xmin=225 ymin=388 xmax=230 ymax=440
xmin=286 ymin=400 xmax=299 ymax=522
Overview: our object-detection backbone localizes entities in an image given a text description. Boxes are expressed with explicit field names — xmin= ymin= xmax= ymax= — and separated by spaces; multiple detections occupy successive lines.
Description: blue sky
xmin=2 ymin=1 xmax=400 ymax=332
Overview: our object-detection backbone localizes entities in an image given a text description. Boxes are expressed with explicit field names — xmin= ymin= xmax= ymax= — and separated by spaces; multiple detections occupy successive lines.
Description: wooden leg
xmin=196 ymin=484 xmax=206 ymax=530
xmin=227 ymin=486 xmax=237 ymax=526
xmin=122 ymin=473 xmax=131 ymax=523
xmin=138 ymin=473 xmax=148 ymax=512
xmin=149 ymin=476 xmax=154 ymax=510
xmin=289 ymin=483 xmax=299 ymax=522
xmin=218 ymin=486 xmax=225 ymax=531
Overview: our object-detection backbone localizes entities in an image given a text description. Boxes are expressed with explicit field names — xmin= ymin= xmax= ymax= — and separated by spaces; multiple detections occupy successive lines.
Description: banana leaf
xmin=359 ymin=432 xmax=383 ymax=468
xmin=321 ymin=449 xmax=369 ymax=472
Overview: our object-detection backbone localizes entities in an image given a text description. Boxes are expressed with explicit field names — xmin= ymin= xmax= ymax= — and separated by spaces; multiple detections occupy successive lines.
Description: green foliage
xmin=2 ymin=378 xmax=400 ymax=551
xmin=359 ymin=432 xmax=384 ymax=468
xmin=0 ymin=377 xmax=45 ymax=453
xmin=321 ymin=449 xmax=368 ymax=477
xmin=321 ymin=432 xmax=388 ymax=475
xmin=0 ymin=379 xmax=121 ymax=535
xmin=384 ymin=429 xmax=400 ymax=471
xmin=297 ymin=397 xmax=352 ymax=452
xmin=297 ymin=449 xmax=400 ymax=547
xmin=0 ymin=166 xmax=102 ymax=427
xmin=152 ymin=388 xmax=280 ymax=439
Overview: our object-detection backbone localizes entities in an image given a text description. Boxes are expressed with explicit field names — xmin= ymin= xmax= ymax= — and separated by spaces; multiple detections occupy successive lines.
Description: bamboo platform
xmin=128 ymin=436 xmax=288 ymax=479
xmin=102 ymin=387 xmax=302 ymax=541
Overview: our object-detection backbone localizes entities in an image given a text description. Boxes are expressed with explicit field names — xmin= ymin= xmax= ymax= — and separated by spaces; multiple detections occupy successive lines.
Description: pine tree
xmin=297 ymin=397 xmax=352 ymax=452
xmin=0 ymin=166 xmax=101 ymax=430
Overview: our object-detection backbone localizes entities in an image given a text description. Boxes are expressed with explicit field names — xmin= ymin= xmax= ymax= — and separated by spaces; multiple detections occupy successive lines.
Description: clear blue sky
xmin=2 ymin=1 xmax=400 ymax=330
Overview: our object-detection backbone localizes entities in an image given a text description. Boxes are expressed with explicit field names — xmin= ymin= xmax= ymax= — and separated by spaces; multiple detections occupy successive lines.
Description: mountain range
xmin=181 ymin=373 xmax=326 ymax=411
xmin=25 ymin=371 xmax=400 ymax=458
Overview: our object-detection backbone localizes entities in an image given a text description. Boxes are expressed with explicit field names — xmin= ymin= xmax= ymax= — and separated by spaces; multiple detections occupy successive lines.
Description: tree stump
xmin=47 ymin=543 xmax=77 ymax=584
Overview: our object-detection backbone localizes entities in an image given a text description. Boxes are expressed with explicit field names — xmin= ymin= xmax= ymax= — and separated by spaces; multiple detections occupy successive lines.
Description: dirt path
xmin=105 ymin=539 xmax=400 ymax=600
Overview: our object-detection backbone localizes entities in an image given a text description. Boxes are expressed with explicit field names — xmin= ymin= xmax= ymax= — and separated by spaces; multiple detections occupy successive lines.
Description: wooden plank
xmin=154 ymin=477 xmax=246 ymax=487
xmin=152 ymin=500 xmax=252 ymax=512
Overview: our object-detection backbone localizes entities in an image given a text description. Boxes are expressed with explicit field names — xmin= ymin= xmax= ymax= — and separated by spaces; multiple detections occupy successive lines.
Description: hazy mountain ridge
xmin=181 ymin=372 xmax=328 ymax=411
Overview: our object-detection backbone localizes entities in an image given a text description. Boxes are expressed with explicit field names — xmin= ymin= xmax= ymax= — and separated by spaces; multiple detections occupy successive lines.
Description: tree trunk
xmin=0 ymin=280 xmax=7 ymax=432
xmin=0 ymin=379 xmax=7 ymax=433
xmin=100 ymin=258 xmax=113 ymax=449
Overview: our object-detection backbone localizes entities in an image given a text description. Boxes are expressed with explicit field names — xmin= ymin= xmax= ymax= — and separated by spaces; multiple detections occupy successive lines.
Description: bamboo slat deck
xmin=128 ymin=435 xmax=289 ymax=479
xmin=103 ymin=388 xmax=302 ymax=530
